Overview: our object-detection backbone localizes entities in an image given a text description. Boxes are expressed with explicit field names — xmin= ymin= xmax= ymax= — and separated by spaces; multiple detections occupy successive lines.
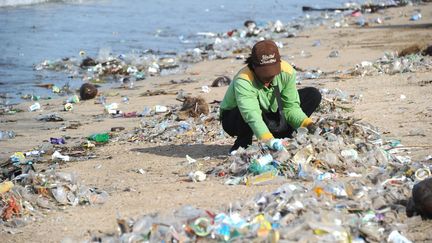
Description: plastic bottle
xmin=356 ymin=17 xmax=366 ymax=26
xmin=295 ymin=127 xmax=308 ymax=144
xmin=154 ymin=105 xmax=168 ymax=113
xmin=304 ymin=72 xmax=319 ymax=79
xmin=25 ymin=150 xmax=44 ymax=157
xmin=410 ymin=12 xmax=422 ymax=21
xmin=51 ymin=186 xmax=68 ymax=204
xmin=139 ymin=107 xmax=152 ymax=117
xmin=88 ymin=133 xmax=110 ymax=143
xmin=387 ymin=230 xmax=412 ymax=243
xmin=178 ymin=121 xmax=191 ymax=133
xmin=67 ymin=95 xmax=80 ymax=104
xmin=129 ymin=76 xmax=136 ymax=89
xmin=99 ymin=96 xmax=107 ymax=105
xmin=104 ymin=103 xmax=119 ymax=111
xmin=135 ymin=71 xmax=145 ymax=80
xmin=0 ymin=131 xmax=16 ymax=140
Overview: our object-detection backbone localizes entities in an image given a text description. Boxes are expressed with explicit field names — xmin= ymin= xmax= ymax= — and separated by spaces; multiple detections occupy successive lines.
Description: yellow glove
xmin=300 ymin=118 xmax=319 ymax=134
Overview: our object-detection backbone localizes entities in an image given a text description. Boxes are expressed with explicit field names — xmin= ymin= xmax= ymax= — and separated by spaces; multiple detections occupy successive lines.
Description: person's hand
xmin=266 ymin=138 xmax=284 ymax=151
xmin=306 ymin=123 xmax=319 ymax=134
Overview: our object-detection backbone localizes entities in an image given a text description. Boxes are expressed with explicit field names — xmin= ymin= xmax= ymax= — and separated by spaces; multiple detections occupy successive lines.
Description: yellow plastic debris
xmin=0 ymin=181 xmax=14 ymax=194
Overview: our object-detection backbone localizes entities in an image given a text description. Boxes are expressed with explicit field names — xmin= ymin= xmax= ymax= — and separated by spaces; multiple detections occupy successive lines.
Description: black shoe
xmin=229 ymin=136 xmax=252 ymax=154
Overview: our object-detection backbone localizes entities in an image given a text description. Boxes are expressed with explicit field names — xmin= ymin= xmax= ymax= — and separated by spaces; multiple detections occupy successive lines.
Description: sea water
xmin=0 ymin=0 xmax=350 ymax=103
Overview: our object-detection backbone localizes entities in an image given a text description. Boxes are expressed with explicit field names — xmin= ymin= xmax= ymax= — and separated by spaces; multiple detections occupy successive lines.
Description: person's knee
xmin=304 ymin=87 xmax=322 ymax=106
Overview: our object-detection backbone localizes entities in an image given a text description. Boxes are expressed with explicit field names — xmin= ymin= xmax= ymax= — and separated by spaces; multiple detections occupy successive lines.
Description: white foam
xmin=0 ymin=0 xmax=51 ymax=7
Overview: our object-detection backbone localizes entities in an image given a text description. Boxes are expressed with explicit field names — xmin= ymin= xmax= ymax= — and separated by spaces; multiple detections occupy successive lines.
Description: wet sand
xmin=1 ymin=3 xmax=432 ymax=242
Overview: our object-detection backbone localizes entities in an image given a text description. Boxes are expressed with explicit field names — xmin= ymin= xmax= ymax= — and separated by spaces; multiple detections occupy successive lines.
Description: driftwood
xmin=177 ymin=96 xmax=209 ymax=120
xmin=140 ymin=89 xmax=177 ymax=96
xmin=399 ymin=44 xmax=432 ymax=57
xmin=302 ymin=6 xmax=349 ymax=12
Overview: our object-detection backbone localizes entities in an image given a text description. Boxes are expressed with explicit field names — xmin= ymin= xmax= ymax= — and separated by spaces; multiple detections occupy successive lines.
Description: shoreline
xmin=0 ymin=0 xmax=369 ymax=104
xmin=1 ymin=2 xmax=432 ymax=242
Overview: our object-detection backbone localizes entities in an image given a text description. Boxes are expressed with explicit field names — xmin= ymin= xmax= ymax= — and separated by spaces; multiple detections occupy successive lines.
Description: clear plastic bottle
xmin=0 ymin=131 xmax=16 ymax=140
xmin=129 ymin=76 xmax=136 ymax=89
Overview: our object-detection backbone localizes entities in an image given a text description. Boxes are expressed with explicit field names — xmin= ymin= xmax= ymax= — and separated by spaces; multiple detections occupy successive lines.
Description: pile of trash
xmin=89 ymin=110 xmax=432 ymax=242
xmin=0 ymin=131 xmax=16 ymax=141
xmin=91 ymin=139 xmax=431 ymax=242
xmin=127 ymin=87 xmax=357 ymax=146
xmin=0 ymin=100 xmax=23 ymax=116
xmin=221 ymin=115 xmax=386 ymax=184
xmin=0 ymin=170 xmax=108 ymax=228
xmin=0 ymin=130 xmax=114 ymax=227
xmin=215 ymin=83 xmax=420 ymax=187
xmin=93 ymin=181 xmax=424 ymax=242
xmin=347 ymin=51 xmax=432 ymax=77
xmin=126 ymin=98 xmax=226 ymax=145
xmin=32 ymin=9 xmax=347 ymax=90
xmin=35 ymin=54 xmax=149 ymax=87
xmin=84 ymin=81 xmax=432 ymax=242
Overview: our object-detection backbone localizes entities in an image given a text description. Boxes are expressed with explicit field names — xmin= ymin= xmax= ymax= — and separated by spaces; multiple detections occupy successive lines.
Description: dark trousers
xmin=222 ymin=87 xmax=322 ymax=151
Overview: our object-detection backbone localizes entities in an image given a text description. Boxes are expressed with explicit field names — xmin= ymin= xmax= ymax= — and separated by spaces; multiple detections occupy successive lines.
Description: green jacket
xmin=220 ymin=60 xmax=312 ymax=140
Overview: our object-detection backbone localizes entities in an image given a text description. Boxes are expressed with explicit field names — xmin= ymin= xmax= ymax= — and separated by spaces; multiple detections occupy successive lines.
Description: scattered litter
xmin=348 ymin=51 xmax=432 ymax=77
xmin=154 ymin=105 xmax=168 ymax=113
xmin=37 ymin=113 xmax=64 ymax=122
xmin=388 ymin=230 xmax=412 ymax=243
xmin=0 ymin=131 xmax=16 ymax=140
xmin=2 ymin=2 xmax=432 ymax=241
xmin=85 ymin=82 xmax=432 ymax=241
xmin=328 ymin=50 xmax=340 ymax=58
xmin=186 ymin=155 xmax=197 ymax=164
xmin=88 ymin=133 xmax=110 ymax=143
xmin=28 ymin=102 xmax=41 ymax=112
xmin=201 ymin=85 xmax=211 ymax=93
xmin=50 ymin=137 xmax=66 ymax=145
xmin=188 ymin=171 xmax=206 ymax=182
xmin=66 ymin=95 xmax=80 ymax=104
xmin=211 ymin=76 xmax=231 ymax=87
xmin=136 ymin=168 xmax=146 ymax=175
xmin=51 ymin=151 xmax=70 ymax=162
xmin=410 ymin=12 xmax=422 ymax=21
xmin=64 ymin=103 xmax=73 ymax=111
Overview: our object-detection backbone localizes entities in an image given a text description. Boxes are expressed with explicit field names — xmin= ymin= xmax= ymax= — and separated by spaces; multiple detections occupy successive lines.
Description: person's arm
xmin=234 ymin=79 xmax=274 ymax=140
xmin=279 ymin=70 xmax=312 ymax=128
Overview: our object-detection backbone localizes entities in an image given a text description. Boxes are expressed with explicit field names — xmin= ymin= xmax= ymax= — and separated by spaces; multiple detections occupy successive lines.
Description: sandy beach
xmin=1 ymin=2 xmax=432 ymax=242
